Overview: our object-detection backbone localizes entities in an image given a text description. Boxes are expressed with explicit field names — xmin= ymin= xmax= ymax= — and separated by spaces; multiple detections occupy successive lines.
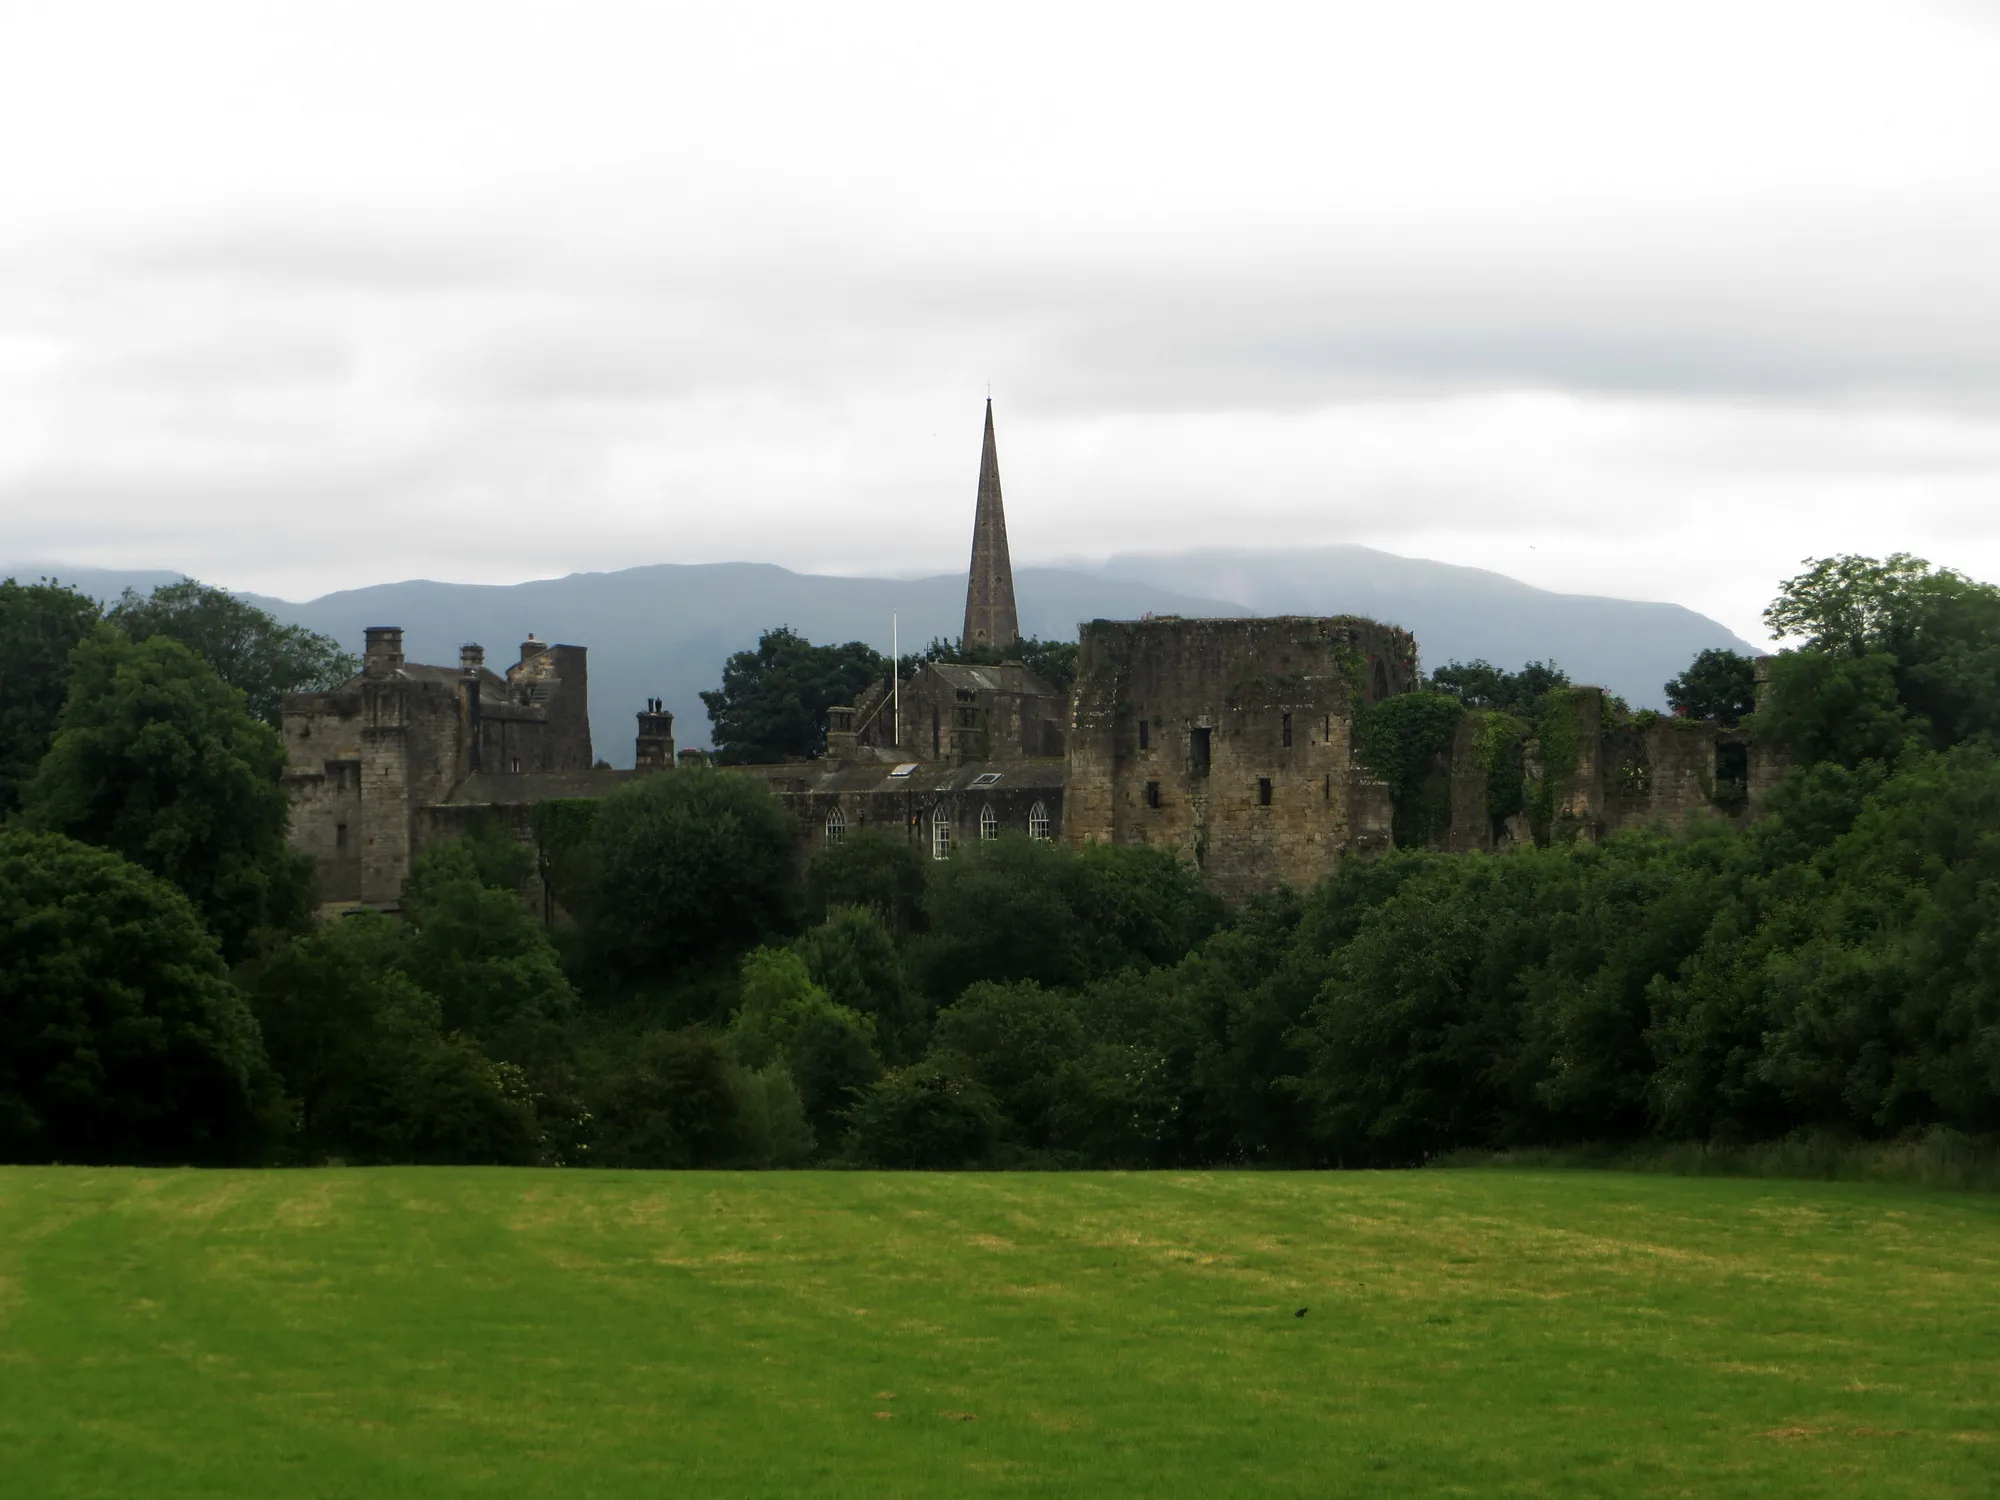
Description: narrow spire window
xmin=932 ymin=804 xmax=955 ymax=860
xmin=979 ymin=804 xmax=999 ymax=841
xmin=825 ymin=806 xmax=846 ymax=844
xmin=1027 ymin=801 xmax=1051 ymax=840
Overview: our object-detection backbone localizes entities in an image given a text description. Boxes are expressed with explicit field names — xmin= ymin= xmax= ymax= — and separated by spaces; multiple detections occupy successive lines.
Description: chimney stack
xmin=635 ymin=697 xmax=676 ymax=774
xmin=363 ymin=626 xmax=405 ymax=677
xmin=460 ymin=643 xmax=485 ymax=673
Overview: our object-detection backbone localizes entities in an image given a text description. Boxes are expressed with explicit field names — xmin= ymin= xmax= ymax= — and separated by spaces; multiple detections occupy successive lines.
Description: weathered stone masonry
xmin=1063 ymin=615 xmax=1417 ymax=901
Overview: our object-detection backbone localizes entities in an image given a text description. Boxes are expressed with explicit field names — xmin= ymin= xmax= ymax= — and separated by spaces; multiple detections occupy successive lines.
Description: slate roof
xmin=445 ymin=770 xmax=634 ymax=805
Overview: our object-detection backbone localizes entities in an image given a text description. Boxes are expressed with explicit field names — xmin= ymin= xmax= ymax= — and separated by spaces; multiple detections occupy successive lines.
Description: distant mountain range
xmin=9 ymin=548 xmax=1755 ymax=766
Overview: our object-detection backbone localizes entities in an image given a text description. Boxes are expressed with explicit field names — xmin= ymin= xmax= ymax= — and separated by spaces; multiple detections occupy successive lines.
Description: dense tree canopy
xmin=0 ymin=831 xmax=274 ymax=1165
xmin=700 ymin=626 xmax=888 ymax=763
xmin=0 ymin=578 xmax=101 ymax=815
xmin=22 ymin=631 xmax=310 ymax=959
xmin=1426 ymin=658 xmax=1570 ymax=716
xmin=109 ymin=578 xmax=356 ymax=727
xmin=1664 ymin=648 xmax=1759 ymax=725
xmin=579 ymin=767 xmax=799 ymax=975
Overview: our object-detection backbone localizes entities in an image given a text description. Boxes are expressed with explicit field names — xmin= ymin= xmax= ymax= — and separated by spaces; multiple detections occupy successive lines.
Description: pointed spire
xmin=962 ymin=398 xmax=1020 ymax=647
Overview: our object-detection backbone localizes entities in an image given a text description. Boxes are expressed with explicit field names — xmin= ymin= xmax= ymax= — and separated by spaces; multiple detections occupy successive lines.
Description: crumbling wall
xmin=1064 ymin=616 xmax=1413 ymax=899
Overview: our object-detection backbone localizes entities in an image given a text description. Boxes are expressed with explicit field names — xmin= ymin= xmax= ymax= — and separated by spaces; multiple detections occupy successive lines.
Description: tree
xmin=1763 ymin=553 xmax=2000 ymax=751
xmin=725 ymin=947 xmax=881 ymax=1146
xmin=0 ymin=831 xmax=274 ymax=1165
xmin=241 ymin=913 xmax=542 ymax=1166
xmin=580 ymin=767 xmax=799 ymax=976
xmin=914 ymin=834 xmax=1224 ymax=1001
xmin=795 ymin=906 xmax=929 ymax=1064
xmin=804 ymin=825 xmax=927 ymax=935
xmin=846 ymin=1063 xmax=1000 ymax=1168
xmin=399 ymin=838 xmax=576 ymax=1046
xmin=1427 ymin=659 xmax=1570 ymax=716
xmin=701 ymin=626 xmax=887 ymax=763
xmin=1664 ymin=648 xmax=1759 ymax=725
xmin=0 ymin=578 xmax=101 ymax=816
xmin=589 ymin=1028 xmax=744 ymax=1168
xmin=22 ymin=631 xmax=310 ymax=960
xmin=108 ymin=578 xmax=356 ymax=727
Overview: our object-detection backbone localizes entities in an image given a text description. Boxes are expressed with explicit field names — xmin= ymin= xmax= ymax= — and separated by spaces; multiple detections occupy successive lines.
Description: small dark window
xmin=1138 ymin=719 xmax=1150 ymax=751
xmin=1281 ymin=713 xmax=1293 ymax=748
xmin=1258 ymin=777 xmax=1273 ymax=806
xmin=1190 ymin=726 xmax=1211 ymax=778
xmin=510 ymin=758 xmax=522 ymax=773
xmin=1372 ymin=660 xmax=1389 ymax=702
xmin=335 ymin=822 xmax=348 ymax=850
xmin=1146 ymin=780 xmax=1161 ymax=809
xmin=1323 ymin=773 xmax=1331 ymax=803
xmin=932 ymin=709 xmax=941 ymax=758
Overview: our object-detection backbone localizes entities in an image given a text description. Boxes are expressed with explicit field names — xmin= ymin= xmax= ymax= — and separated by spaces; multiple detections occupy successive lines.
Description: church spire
xmin=962 ymin=398 xmax=1020 ymax=647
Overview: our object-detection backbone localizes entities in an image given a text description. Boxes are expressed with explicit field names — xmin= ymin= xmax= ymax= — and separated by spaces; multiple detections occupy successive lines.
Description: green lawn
xmin=1 ymin=1168 xmax=1996 ymax=1497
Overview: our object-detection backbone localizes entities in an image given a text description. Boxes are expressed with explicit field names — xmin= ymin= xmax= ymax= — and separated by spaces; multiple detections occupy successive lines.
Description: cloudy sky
xmin=2 ymin=0 xmax=1997 ymax=643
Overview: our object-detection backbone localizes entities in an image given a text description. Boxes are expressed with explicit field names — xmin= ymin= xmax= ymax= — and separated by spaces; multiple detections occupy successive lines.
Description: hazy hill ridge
xmin=8 ymin=552 xmax=1754 ymax=765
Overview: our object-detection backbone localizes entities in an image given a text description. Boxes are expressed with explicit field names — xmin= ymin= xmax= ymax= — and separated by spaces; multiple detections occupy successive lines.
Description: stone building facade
xmin=282 ymin=399 xmax=1783 ymax=916
xmin=1443 ymin=683 xmax=1785 ymax=853
xmin=1063 ymin=615 xmax=1417 ymax=899
xmin=829 ymin=660 xmax=1066 ymax=765
xmin=283 ymin=627 xmax=617 ymax=907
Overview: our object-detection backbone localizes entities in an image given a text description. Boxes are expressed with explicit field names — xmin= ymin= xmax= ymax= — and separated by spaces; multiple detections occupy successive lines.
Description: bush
xmin=0 ymin=831 xmax=275 ymax=1164
xmin=846 ymin=1063 xmax=1000 ymax=1168
xmin=588 ymin=1028 xmax=743 ymax=1168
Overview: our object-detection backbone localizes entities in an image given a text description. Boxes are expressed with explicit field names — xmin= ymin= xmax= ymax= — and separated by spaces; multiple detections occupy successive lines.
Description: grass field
xmin=2 ymin=1169 xmax=1996 ymax=1497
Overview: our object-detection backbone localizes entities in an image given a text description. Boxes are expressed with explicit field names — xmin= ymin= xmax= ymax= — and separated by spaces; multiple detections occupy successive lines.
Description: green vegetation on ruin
xmin=2 ymin=1166 xmax=1995 ymax=1498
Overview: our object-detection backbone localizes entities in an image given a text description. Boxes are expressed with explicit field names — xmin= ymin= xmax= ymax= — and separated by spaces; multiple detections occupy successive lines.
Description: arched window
xmin=932 ymin=804 xmax=954 ymax=861
xmin=979 ymin=804 xmax=999 ymax=841
xmin=824 ymin=805 xmax=846 ymax=844
xmin=1027 ymin=801 xmax=1051 ymax=840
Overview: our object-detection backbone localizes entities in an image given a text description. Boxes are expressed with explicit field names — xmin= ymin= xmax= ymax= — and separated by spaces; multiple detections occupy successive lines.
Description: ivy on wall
xmin=1354 ymin=691 xmax=1466 ymax=848
xmin=1526 ymin=690 xmax=1589 ymax=846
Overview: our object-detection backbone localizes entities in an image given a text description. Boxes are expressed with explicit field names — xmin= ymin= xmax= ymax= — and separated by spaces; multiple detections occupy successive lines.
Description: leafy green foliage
xmin=1755 ymin=650 xmax=1911 ymax=770
xmin=0 ymin=578 xmax=101 ymax=816
xmin=1353 ymin=691 xmax=1465 ymax=848
xmin=22 ymin=631 xmax=310 ymax=960
xmin=579 ymin=767 xmax=798 ymax=976
xmin=1764 ymin=553 xmax=2000 ymax=753
xmin=845 ymin=1063 xmax=1000 ymax=1167
xmin=803 ymin=825 xmax=927 ymax=935
xmin=1664 ymin=648 xmax=1758 ymax=726
xmin=700 ymin=626 xmax=888 ymax=763
xmin=725 ymin=947 xmax=881 ymax=1147
xmin=108 ymin=578 xmax=357 ymax=727
xmin=1526 ymin=689 xmax=1588 ymax=846
xmin=1427 ymin=659 xmax=1570 ymax=716
xmin=914 ymin=835 xmax=1225 ymax=1001
xmin=0 ymin=831 xmax=274 ymax=1164
xmin=588 ymin=1028 xmax=744 ymax=1168
xmin=794 ymin=906 xmax=928 ymax=1064
xmin=241 ymin=914 xmax=542 ymax=1166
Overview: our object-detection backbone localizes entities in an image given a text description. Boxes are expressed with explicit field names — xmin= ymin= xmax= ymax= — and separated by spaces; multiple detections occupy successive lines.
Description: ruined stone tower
xmin=961 ymin=399 xmax=1020 ymax=647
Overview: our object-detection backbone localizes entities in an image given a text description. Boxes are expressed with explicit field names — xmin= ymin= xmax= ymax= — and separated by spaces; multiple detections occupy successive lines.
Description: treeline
xmin=5 ymin=555 xmax=1999 ymax=1169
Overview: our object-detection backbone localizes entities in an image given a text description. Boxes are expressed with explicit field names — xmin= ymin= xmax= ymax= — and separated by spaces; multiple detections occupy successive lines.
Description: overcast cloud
xmin=3 ymin=0 xmax=1998 ymax=643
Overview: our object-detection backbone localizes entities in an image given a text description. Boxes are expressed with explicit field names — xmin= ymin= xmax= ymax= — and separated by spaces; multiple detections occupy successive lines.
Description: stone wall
xmin=283 ymin=627 xmax=598 ymax=909
xmin=1063 ymin=615 xmax=1416 ymax=900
